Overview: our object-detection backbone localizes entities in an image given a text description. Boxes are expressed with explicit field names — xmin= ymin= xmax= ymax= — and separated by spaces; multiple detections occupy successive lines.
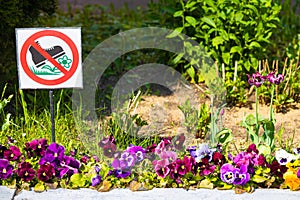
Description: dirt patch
xmin=129 ymin=84 xmax=300 ymax=148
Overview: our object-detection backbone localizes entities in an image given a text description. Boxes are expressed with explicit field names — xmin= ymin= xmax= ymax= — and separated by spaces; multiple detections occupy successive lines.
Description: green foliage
xmin=0 ymin=85 xmax=13 ymax=131
xmin=179 ymin=100 xmax=210 ymax=139
xmin=173 ymin=0 xmax=281 ymax=75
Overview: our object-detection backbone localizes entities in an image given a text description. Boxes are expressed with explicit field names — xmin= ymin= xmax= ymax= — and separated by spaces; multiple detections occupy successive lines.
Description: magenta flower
xmin=153 ymin=159 xmax=170 ymax=178
xmin=174 ymin=156 xmax=192 ymax=176
xmin=198 ymin=158 xmax=216 ymax=176
xmin=212 ymin=152 xmax=225 ymax=166
xmin=297 ymin=168 xmax=300 ymax=179
xmin=39 ymin=143 xmax=65 ymax=167
xmin=0 ymin=159 xmax=13 ymax=180
xmin=247 ymin=72 xmax=266 ymax=87
xmin=17 ymin=162 xmax=36 ymax=182
xmin=58 ymin=155 xmax=80 ymax=178
xmin=267 ymin=71 xmax=284 ymax=85
xmin=159 ymin=150 xmax=177 ymax=162
xmin=168 ymin=162 xmax=182 ymax=183
xmin=3 ymin=146 xmax=21 ymax=161
xmin=25 ymin=138 xmax=48 ymax=158
xmin=37 ymin=163 xmax=55 ymax=182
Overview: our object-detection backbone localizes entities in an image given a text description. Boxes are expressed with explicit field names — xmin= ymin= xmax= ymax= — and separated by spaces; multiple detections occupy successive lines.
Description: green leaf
xmin=70 ymin=173 xmax=86 ymax=188
xmin=212 ymin=36 xmax=224 ymax=47
xmin=173 ymin=10 xmax=183 ymax=18
xmin=201 ymin=17 xmax=216 ymax=28
xmin=230 ymin=46 xmax=243 ymax=55
xmin=222 ymin=52 xmax=230 ymax=65
xmin=249 ymin=41 xmax=261 ymax=48
xmin=252 ymin=175 xmax=268 ymax=183
xmin=173 ymin=53 xmax=184 ymax=64
xmin=186 ymin=16 xmax=198 ymax=27
xmin=166 ymin=27 xmax=184 ymax=38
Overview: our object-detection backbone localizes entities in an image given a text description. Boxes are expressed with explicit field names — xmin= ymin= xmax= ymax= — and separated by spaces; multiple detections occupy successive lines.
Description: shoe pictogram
xmin=29 ymin=41 xmax=65 ymax=68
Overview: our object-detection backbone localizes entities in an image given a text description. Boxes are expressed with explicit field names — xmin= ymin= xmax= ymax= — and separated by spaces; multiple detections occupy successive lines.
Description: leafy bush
xmin=172 ymin=0 xmax=281 ymax=75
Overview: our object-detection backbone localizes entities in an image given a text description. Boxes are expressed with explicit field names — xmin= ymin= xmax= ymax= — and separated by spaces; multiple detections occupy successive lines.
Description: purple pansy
xmin=3 ymin=146 xmax=21 ymax=161
xmin=187 ymin=144 xmax=216 ymax=162
xmin=58 ymin=155 xmax=80 ymax=178
xmin=111 ymin=156 xmax=132 ymax=178
xmin=91 ymin=174 xmax=102 ymax=187
xmin=0 ymin=159 xmax=13 ymax=180
xmin=247 ymin=72 xmax=266 ymax=87
xmin=39 ymin=143 xmax=65 ymax=167
xmin=220 ymin=163 xmax=236 ymax=184
xmin=297 ymin=168 xmax=300 ymax=179
xmin=98 ymin=136 xmax=117 ymax=158
xmin=159 ymin=150 xmax=177 ymax=162
xmin=293 ymin=148 xmax=300 ymax=155
xmin=126 ymin=145 xmax=146 ymax=163
xmin=233 ymin=165 xmax=250 ymax=185
xmin=220 ymin=163 xmax=250 ymax=185
xmin=267 ymin=71 xmax=284 ymax=85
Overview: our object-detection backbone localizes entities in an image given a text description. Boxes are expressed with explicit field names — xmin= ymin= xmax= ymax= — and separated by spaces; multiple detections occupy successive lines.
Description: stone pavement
xmin=1 ymin=187 xmax=300 ymax=200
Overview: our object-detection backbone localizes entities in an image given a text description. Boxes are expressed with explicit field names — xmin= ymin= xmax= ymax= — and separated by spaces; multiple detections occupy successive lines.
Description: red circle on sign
xmin=20 ymin=30 xmax=79 ymax=86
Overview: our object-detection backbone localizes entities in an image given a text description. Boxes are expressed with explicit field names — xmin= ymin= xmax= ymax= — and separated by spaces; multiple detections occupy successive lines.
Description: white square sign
xmin=16 ymin=27 xmax=82 ymax=89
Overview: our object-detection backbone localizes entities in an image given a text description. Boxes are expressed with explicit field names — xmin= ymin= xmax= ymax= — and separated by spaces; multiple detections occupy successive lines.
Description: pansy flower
xmin=99 ymin=136 xmax=117 ymax=158
xmin=275 ymin=149 xmax=296 ymax=165
xmin=91 ymin=174 xmax=102 ymax=187
xmin=220 ymin=163 xmax=237 ymax=184
xmin=153 ymin=159 xmax=170 ymax=178
xmin=126 ymin=145 xmax=146 ymax=163
xmin=39 ymin=143 xmax=65 ymax=167
xmin=25 ymin=138 xmax=48 ymax=158
xmin=17 ymin=162 xmax=36 ymax=182
xmin=198 ymin=157 xmax=216 ymax=176
xmin=188 ymin=144 xmax=216 ymax=162
xmin=0 ymin=159 xmax=13 ymax=180
xmin=172 ymin=133 xmax=185 ymax=150
xmin=3 ymin=146 xmax=21 ymax=161
xmin=58 ymin=155 xmax=80 ymax=178
xmin=37 ymin=163 xmax=55 ymax=182
xmin=268 ymin=160 xmax=287 ymax=178
xmin=220 ymin=163 xmax=250 ymax=186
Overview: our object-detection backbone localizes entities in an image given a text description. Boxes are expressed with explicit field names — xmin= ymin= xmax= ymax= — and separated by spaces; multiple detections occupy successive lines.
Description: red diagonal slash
xmin=31 ymin=42 xmax=68 ymax=74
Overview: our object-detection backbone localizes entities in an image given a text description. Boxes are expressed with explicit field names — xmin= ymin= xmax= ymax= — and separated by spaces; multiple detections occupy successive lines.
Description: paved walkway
xmin=1 ymin=186 xmax=300 ymax=200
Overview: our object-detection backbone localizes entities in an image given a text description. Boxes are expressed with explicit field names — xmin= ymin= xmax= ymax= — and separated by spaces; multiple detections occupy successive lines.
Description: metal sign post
xmin=49 ymin=90 xmax=55 ymax=143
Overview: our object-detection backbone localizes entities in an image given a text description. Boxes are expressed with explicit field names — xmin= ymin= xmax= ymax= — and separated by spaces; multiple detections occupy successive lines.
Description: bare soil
xmin=129 ymin=84 xmax=300 ymax=149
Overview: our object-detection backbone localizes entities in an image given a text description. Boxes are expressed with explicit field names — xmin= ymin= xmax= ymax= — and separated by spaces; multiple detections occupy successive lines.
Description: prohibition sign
xmin=20 ymin=30 xmax=79 ymax=86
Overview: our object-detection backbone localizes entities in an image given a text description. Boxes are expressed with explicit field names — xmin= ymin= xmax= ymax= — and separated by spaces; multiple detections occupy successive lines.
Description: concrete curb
xmin=0 ymin=188 xmax=297 ymax=200
xmin=0 ymin=186 xmax=16 ymax=200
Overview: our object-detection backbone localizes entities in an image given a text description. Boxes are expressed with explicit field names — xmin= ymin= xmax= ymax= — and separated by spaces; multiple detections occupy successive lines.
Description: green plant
xmin=0 ymin=85 xmax=13 ymax=131
xmin=179 ymin=100 xmax=210 ymax=139
xmin=172 ymin=0 xmax=281 ymax=76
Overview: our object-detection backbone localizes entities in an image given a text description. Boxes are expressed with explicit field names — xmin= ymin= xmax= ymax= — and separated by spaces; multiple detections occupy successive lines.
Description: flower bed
xmin=0 ymin=135 xmax=299 ymax=193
